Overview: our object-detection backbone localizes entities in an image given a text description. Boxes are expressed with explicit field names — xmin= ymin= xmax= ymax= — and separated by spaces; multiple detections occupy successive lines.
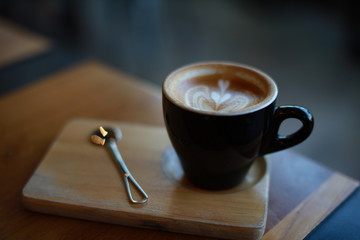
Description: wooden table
xmin=0 ymin=59 xmax=359 ymax=240
xmin=0 ymin=18 xmax=50 ymax=67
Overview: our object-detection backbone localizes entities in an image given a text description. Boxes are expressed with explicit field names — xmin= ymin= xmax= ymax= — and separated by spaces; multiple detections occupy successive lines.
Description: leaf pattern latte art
xmin=184 ymin=79 xmax=257 ymax=113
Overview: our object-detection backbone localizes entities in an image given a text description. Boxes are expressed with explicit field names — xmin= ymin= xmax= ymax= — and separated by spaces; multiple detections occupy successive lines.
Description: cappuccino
xmin=162 ymin=62 xmax=313 ymax=190
xmin=164 ymin=63 xmax=275 ymax=114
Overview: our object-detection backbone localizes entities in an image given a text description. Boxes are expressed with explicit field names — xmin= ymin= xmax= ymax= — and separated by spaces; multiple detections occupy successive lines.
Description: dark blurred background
xmin=1 ymin=0 xmax=359 ymax=179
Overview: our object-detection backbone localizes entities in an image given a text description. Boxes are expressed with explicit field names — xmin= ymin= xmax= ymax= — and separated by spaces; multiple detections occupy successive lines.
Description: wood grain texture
xmin=22 ymin=119 xmax=270 ymax=240
xmin=265 ymin=151 xmax=333 ymax=231
xmin=0 ymin=60 xmax=358 ymax=240
xmin=0 ymin=18 xmax=51 ymax=67
xmin=262 ymin=173 xmax=359 ymax=240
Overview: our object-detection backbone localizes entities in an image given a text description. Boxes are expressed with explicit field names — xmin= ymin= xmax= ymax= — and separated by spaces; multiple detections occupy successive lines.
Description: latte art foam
xmin=184 ymin=79 xmax=261 ymax=113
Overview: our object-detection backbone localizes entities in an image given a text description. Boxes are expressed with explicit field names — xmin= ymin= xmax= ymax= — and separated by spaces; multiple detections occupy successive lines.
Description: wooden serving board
xmin=22 ymin=118 xmax=270 ymax=240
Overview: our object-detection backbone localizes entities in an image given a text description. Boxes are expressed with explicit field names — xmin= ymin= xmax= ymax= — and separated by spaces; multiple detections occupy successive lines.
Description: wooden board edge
xmin=261 ymin=173 xmax=359 ymax=240
xmin=22 ymin=190 xmax=265 ymax=240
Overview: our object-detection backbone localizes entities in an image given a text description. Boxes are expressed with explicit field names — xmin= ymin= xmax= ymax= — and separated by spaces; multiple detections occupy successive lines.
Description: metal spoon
xmin=90 ymin=126 xmax=148 ymax=204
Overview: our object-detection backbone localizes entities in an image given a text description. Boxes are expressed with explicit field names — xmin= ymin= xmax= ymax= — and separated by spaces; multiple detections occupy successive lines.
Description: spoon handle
xmin=107 ymin=140 xmax=149 ymax=204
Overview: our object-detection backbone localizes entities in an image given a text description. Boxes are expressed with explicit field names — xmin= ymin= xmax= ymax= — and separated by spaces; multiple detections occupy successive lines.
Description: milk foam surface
xmin=184 ymin=79 xmax=261 ymax=113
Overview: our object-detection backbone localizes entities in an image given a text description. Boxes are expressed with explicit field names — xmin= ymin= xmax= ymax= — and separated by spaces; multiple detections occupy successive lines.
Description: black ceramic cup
xmin=162 ymin=62 xmax=314 ymax=190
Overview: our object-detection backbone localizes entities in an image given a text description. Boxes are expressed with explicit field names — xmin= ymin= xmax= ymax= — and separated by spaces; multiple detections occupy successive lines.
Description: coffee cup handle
xmin=260 ymin=105 xmax=314 ymax=154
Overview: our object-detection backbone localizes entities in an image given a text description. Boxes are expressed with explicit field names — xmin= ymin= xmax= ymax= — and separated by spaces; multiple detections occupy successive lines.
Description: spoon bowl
xmin=92 ymin=127 xmax=122 ymax=142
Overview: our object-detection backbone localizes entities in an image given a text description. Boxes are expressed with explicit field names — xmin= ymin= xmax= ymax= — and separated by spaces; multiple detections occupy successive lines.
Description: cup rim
xmin=163 ymin=61 xmax=278 ymax=116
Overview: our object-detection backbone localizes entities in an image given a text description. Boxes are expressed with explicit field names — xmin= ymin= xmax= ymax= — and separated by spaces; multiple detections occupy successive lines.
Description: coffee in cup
xmin=164 ymin=65 xmax=275 ymax=114
xmin=163 ymin=62 xmax=313 ymax=190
